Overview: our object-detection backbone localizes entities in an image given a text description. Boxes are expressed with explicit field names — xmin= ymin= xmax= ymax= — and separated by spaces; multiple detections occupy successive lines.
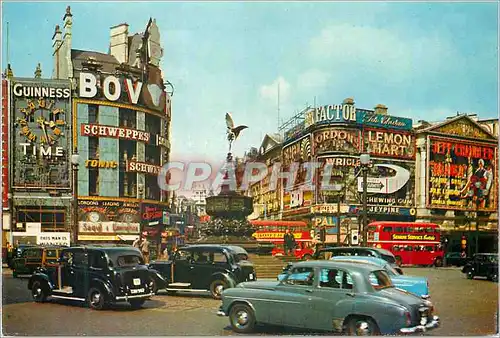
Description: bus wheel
xmin=434 ymin=257 xmax=443 ymax=267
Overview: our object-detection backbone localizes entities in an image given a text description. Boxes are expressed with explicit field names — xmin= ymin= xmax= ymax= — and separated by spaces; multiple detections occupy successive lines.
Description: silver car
xmin=217 ymin=260 xmax=439 ymax=335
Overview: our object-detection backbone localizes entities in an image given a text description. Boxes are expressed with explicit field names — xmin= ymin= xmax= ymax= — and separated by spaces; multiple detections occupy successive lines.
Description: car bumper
xmin=400 ymin=315 xmax=440 ymax=334
xmin=115 ymin=292 xmax=155 ymax=301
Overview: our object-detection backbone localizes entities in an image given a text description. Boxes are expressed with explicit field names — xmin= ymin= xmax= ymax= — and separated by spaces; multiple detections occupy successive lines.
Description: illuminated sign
xmin=126 ymin=161 xmax=161 ymax=175
xmin=427 ymin=136 xmax=497 ymax=211
xmin=13 ymin=83 xmax=70 ymax=98
xmin=252 ymin=232 xmax=304 ymax=240
xmin=81 ymin=124 xmax=151 ymax=142
xmin=282 ymin=135 xmax=311 ymax=165
xmin=358 ymin=112 xmax=412 ymax=131
xmin=365 ymin=128 xmax=415 ymax=159
xmin=85 ymin=160 xmax=118 ymax=169
xmin=391 ymin=234 xmax=436 ymax=241
xmin=314 ymin=104 xmax=357 ymax=125
xmin=313 ymin=128 xmax=361 ymax=154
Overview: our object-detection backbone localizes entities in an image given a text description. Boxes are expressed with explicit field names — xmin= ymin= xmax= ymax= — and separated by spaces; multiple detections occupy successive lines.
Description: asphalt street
xmin=2 ymin=267 xmax=498 ymax=336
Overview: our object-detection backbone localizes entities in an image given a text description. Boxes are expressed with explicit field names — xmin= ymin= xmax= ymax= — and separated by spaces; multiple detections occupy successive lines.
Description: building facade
xmin=51 ymin=7 xmax=172 ymax=246
xmin=6 ymin=74 xmax=73 ymax=247
xmin=278 ymin=99 xmax=416 ymax=244
xmin=414 ymin=114 xmax=498 ymax=253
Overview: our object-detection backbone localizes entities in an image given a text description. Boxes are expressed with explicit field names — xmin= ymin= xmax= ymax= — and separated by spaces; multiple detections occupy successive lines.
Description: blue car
xmin=278 ymin=255 xmax=430 ymax=299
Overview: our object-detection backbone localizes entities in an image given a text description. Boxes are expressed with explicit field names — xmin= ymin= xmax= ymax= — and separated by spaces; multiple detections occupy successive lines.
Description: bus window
xmin=425 ymin=246 xmax=434 ymax=252
xmin=383 ymin=226 xmax=393 ymax=232
xmin=426 ymin=228 xmax=435 ymax=233
xmin=407 ymin=227 xmax=414 ymax=233
xmin=404 ymin=246 xmax=413 ymax=252
xmin=395 ymin=227 xmax=403 ymax=233
xmin=367 ymin=226 xmax=377 ymax=232
xmin=393 ymin=245 xmax=400 ymax=252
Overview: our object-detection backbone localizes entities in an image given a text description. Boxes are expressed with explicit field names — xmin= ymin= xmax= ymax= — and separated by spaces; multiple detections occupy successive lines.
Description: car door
xmin=308 ymin=268 xmax=356 ymax=331
xmin=25 ymin=248 xmax=43 ymax=273
xmin=171 ymin=249 xmax=193 ymax=284
xmin=189 ymin=249 xmax=215 ymax=288
xmin=70 ymin=249 xmax=90 ymax=297
xmin=13 ymin=248 xmax=30 ymax=274
xmin=272 ymin=266 xmax=317 ymax=328
xmin=475 ymin=255 xmax=486 ymax=276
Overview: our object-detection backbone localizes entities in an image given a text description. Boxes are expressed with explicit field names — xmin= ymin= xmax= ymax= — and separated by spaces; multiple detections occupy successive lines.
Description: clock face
xmin=17 ymin=98 xmax=66 ymax=146
xmin=88 ymin=212 xmax=101 ymax=223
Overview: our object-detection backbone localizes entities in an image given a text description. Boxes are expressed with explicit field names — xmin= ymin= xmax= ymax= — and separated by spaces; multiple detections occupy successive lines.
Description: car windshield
xmin=115 ymin=255 xmax=143 ymax=267
xmin=383 ymin=264 xmax=400 ymax=276
xmin=368 ymin=270 xmax=393 ymax=290
xmin=485 ymin=255 xmax=498 ymax=263
xmin=380 ymin=253 xmax=396 ymax=264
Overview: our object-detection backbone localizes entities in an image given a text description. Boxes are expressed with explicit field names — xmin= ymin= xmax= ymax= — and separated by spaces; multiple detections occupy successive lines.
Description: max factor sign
xmin=13 ymin=83 xmax=71 ymax=98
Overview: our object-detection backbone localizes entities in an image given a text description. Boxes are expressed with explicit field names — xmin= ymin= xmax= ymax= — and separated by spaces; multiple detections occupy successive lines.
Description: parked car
xmin=282 ymin=246 xmax=403 ymax=275
xmin=12 ymin=246 xmax=65 ymax=278
xmin=462 ymin=253 xmax=498 ymax=282
xmin=225 ymin=245 xmax=250 ymax=262
xmin=445 ymin=252 xmax=468 ymax=267
xmin=6 ymin=244 xmax=36 ymax=268
xmin=218 ymin=260 xmax=439 ymax=335
xmin=28 ymin=246 xmax=155 ymax=310
xmin=148 ymin=244 xmax=256 ymax=299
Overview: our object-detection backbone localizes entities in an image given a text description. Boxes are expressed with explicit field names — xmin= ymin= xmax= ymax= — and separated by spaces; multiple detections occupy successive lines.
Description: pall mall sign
xmin=11 ymin=78 xmax=72 ymax=189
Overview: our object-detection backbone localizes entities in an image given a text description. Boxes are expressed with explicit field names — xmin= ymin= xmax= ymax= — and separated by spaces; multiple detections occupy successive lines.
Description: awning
xmin=118 ymin=235 xmax=140 ymax=241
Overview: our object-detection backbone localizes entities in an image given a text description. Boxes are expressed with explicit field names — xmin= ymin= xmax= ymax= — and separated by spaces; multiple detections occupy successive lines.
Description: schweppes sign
xmin=391 ymin=234 xmax=436 ymax=241
xmin=252 ymin=232 xmax=303 ymax=240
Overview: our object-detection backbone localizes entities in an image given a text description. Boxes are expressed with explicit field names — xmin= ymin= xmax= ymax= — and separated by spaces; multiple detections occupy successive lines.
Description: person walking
xmin=140 ymin=237 xmax=150 ymax=264
xmin=132 ymin=236 xmax=141 ymax=249
xmin=283 ymin=229 xmax=294 ymax=256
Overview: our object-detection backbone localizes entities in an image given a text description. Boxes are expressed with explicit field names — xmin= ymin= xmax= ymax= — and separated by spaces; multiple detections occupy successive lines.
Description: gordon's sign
xmin=391 ymin=234 xmax=437 ymax=241
xmin=81 ymin=124 xmax=151 ymax=142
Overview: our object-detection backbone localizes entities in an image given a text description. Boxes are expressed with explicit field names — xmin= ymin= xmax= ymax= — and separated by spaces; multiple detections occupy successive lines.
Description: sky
xmin=2 ymin=1 xmax=499 ymax=167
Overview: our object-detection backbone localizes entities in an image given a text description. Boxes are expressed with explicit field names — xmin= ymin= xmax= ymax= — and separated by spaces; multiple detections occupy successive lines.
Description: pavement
xmin=2 ymin=266 xmax=498 ymax=336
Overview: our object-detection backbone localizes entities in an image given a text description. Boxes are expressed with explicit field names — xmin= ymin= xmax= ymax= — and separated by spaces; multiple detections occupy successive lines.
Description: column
xmin=76 ymin=103 xmax=89 ymax=196
xmin=98 ymin=105 xmax=119 ymax=197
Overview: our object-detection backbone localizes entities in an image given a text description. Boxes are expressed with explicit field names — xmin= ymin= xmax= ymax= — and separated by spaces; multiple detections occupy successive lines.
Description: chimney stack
xmin=343 ymin=97 xmax=355 ymax=105
xmin=110 ymin=23 xmax=129 ymax=64
xmin=374 ymin=104 xmax=388 ymax=115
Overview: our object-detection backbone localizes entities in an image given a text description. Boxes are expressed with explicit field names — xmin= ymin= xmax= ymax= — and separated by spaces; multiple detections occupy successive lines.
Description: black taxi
xmin=148 ymin=244 xmax=256 ymax=299
xmin=12 ymin=246 xmax=65 ymax=278
xmin=28 ymin=246 xmax=155 ymax=310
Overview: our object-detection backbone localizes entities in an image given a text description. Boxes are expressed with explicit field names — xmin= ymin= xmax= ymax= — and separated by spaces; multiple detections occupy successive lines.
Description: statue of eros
xmin=225 ymin=112 xmax=248 ymax=154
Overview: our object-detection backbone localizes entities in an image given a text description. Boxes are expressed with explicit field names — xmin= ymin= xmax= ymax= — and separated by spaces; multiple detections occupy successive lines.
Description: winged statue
xmin=225 ymin=112 xmax=248 ymax=153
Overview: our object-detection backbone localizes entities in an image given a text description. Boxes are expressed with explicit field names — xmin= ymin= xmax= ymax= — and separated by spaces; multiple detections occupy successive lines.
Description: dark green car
xmin=12 ymin=246 xmax=64 ymax=278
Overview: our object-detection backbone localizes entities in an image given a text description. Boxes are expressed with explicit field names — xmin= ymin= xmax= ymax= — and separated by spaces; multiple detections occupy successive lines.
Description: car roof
xmin=292 ymin=260 xmax=382 ymax=274
xmin=182 ymin=244 xmax=228 ymax=251
xmin=66 ymin=246 xmax=141 ymax=254
xmin=331 ymin=256 xmax=387 ymax=266
xmin=224 ymin=245 xmax=248 ymax=254
xmin=321 ymin=246 xmax=394 ymax=256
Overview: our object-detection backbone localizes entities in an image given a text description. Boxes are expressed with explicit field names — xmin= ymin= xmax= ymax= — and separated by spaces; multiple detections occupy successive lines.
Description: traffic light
xmin=461 ymin=235 xmax=467 ymax=250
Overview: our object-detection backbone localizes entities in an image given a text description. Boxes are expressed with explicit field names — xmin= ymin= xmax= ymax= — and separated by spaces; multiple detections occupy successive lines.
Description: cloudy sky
xmin=2 ymin=1 xmax=498 ymax=164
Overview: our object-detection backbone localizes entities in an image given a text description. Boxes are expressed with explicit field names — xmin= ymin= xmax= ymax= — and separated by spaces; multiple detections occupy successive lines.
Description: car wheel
xmin=229 ymin=303 xmax=256 ymax=333
xmin=345 ymin=316 xmax=380 ymax=336
xmin=150 ymin=278 xmax=158 ymax=294
xmin=434 ymin=257 xmax=443 ymax=267
xmin=467 ymin=271 xmax=474 ymax=280
xmin=87 ymin=287 xmax=106 ymax=310
xmin=129 ymin=299 xmax=146 ymax=309
xmin=210 ymin=279 xmax=228 ymax=300
xmin=488 ymin=273 xmax=498 ymax=282
xmin=302 ymin=254 xmax=313 ymax=261
xmin=31 ymin=281 xmax=48 ymax=303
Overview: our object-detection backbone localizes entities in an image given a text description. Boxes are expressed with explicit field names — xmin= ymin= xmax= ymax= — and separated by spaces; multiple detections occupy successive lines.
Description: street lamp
xmin=71 ymin=152 xmax=80 ymax=245
xmin=360 ymin=152 xmax=371 ymax=247
xmin=138 ymin=182 xmax=144 ymax=237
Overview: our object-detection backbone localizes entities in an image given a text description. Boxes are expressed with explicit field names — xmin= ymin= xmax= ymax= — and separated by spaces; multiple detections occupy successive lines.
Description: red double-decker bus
xmin=250 ymin=220 xmax=315 ymax=260
xmin=366 ymin=221 xmax=444 ymax=267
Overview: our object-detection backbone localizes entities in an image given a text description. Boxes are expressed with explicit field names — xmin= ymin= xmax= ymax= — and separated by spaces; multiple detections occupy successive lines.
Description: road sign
xmin=357 ymin=164 xmax=410 ymax=194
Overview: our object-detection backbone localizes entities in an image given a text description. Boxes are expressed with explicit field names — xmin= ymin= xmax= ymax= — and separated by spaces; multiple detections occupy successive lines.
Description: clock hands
xmin=37 ymin=116 xmax=52 ymax=145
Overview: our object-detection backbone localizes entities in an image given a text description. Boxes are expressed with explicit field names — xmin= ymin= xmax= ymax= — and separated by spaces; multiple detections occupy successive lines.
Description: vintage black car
xmin=12 ymin=246 xmax=64 ymax=278
xmin=462 ymin=253 xmax=498 ymax=282
xmin=444 ymin=252 xmax=468 ymax=267
xmin=28 ymin=246 xmax=155 ymax=310
xmin=148 ymin=244 xmax=256 ymax=299
xmin=6 ymin=244 xmax=36 ymax=268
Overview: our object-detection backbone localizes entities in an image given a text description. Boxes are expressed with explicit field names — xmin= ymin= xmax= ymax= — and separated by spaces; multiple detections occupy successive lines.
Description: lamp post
xmin=360 ymin=152 xmax=371 ymax=247
xmin=71 ymin=152 xmax=80 ymax=246
xmin=138 ymin=182 xmax=144 ymax=237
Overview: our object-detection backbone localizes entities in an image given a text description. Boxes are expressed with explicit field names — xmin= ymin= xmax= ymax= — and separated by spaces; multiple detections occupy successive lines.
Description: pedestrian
xmin=132 ymin=236 xmax=141 ymax=249
xmin=140 ymin=237 xmax=150 ymax=264
xmin=283 ymin=229 xmax=294 ymax=256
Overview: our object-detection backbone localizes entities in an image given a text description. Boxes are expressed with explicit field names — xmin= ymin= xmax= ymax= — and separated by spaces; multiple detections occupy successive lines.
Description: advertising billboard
xmin=11 ymin=78 xmax=72 ymax=189
xmin=364 ymin=128 xmax=416 ymax=160
xmin=78 ymin=199 xmax=141 ymax=233
xmin=427 ymin=136 xmax=497 ymax=211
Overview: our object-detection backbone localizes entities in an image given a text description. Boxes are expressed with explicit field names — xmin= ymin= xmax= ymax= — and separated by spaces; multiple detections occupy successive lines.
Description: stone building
xmin=51 ymin=7 xmax=173 ymax=247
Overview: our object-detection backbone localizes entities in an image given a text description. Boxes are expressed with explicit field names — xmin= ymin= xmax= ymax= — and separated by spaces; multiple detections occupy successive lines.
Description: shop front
xmin=141 ymin=202 xmax=171 ymax=258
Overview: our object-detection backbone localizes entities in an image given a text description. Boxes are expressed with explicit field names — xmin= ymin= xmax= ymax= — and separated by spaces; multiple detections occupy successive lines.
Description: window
xmin=16 ymin=207 xmax=66 ymax=230
xmin=319 ymin=269 xmax=353 ymax=289
xmin=407 ymin=227 xmax=414 ymax=233
xmin=404 ymin=246 xmax=413 ymax=252
xmin=367 ymin=226 xmax=377 ymax=232
xmin=426 ymin=227 xmax=435 ymax=233
xmin=395 ymin=227 xmax=403 ymax=233
xmin=116 ymin=255 xmax=142 ymax=267
xmin=381 ymin=254 xmax=396 ymax=264
xmin=146 ymin=175 xmax=160 ymax=200
xmin=88 ymin=137 xmax=99 ymax=158
xmin=382 ymin=226 xmax=393 ymax=232
xmin=88 ymin=104 xmax=99 ymax=124
xmin=89 ymin=168 xmax=99 ymax=196
xmin=175 ymin=250 xmax=192 ymax=261
xmin=284 ymin=267 xmax=315 ymax=286
xmin=211 ymin=252 xmax=227 ymax=264
xmin=193 ymin=251 xmax=210 ymax=263
xmin=90 ymin=251 xmax=107 ymax=269
xmin=72 ymin=251 xmax=88 ymax=268
xmin=145 ymin=115 xmax=161 ymax=135
xmin=368 ymin=270 xmax=393 ymax=290
xmin=46 ymin=249 xmax=58 ymax=258
xmin=119 ymin=108 xmax=136 ymax=128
